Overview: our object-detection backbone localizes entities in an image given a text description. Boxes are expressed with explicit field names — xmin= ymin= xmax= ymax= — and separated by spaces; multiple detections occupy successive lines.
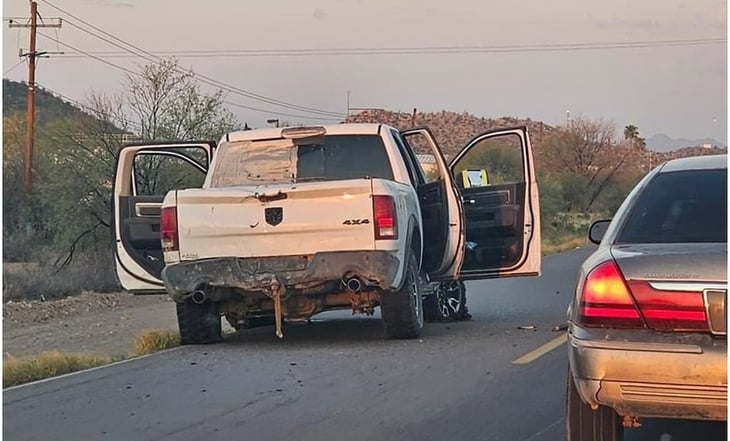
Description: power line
xmin=35 ymin=82 xmax=142 ymax=130
xmin=35 ymin=33 xmax=342 ymax=122
xmin=37 ymin=31 xmax=140 ymax=76
xmin=50 ymin=37 xmax=727 ymax=58
xmin=224 ymin=100 xmax=342 ymax=121
xmin=4 ymin=59 xmax=26 ymax=75
xmin=37 ymin=0 xmax=343 ymax=118
xmin=49 ymin=19 xmax=344 ymax=120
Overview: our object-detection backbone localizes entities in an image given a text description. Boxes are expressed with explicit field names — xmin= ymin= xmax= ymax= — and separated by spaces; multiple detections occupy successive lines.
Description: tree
xmin=541 ymin=117 xmax=629 ymax=212
xmin=30 ymin=58 xmax=240 ymax=267
xmin=125 ymin=58 xmax=239 ymax=140
xmin=3 ymin=114 xmax=26 ymax=230
xmin=623 ymin=124 xmax=638 ymax=141
xmin=624 ymin=124 xmax=646 ymax=149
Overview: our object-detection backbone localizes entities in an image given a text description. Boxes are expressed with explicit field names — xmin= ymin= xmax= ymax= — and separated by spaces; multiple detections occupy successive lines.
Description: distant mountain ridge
xmin=3 ymin=79 xmax=123 ymax=136
xmin=4 ymin=79 xmax=88 ymax=127
xmin=647 ymin=133 xmax=726 ymax=152
xmin=3 ymin=79 xmax=724 ymax=161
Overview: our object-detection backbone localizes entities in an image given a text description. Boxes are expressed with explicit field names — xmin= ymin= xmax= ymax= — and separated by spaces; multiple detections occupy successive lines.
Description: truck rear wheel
xmin=176 ymin=298 xmax=223 ymax=345
xmin=381 ymin=251 xmax=424 ymax=339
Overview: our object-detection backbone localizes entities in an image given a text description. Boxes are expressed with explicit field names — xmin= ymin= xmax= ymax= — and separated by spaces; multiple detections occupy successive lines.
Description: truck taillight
xmin=160 ymin=206 xmax=179 ymax=252
xmin=373 ymin=195 xmax=398 ymax=240
xmin=578 ymin=260 xmax=644 ymax=328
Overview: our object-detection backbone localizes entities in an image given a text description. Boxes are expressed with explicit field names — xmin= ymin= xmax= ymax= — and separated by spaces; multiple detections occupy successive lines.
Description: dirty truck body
xmin=112 ymin=123 xmax=542 ymax=342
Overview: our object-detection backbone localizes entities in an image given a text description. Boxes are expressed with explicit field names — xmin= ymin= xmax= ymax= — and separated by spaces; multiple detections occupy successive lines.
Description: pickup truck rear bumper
xmin=161 ymin=251 xmax=400 ymax=301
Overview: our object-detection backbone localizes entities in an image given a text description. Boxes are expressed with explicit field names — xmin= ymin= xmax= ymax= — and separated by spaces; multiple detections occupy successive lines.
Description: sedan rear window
xmin=617 ymin=169 xmax=727 ymax=244
xmin=209 ymin=134 xmax=393 ymax=187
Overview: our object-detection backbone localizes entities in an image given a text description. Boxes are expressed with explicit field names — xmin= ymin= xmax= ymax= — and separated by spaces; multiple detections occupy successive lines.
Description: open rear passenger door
xmin=450 ymin=126 xmax=541 ymax=280
xmin=112 ymin=142 xmax=215 ymax=294
xmin=400 ymin=128 xmax=465 ymax=281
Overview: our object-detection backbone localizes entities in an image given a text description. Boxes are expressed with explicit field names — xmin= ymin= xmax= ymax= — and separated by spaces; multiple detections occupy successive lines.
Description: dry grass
xmin=3 ymin=351 xmax=115 ymax=388
xmin=133 ymin=329 xmax=181 ymax=356
xmin=3 ymin=251 xmax=120 ymax=302
xmin=3 ymin=331 xmax=181 ymax=387
xmin=542 ymin=236 xmax=589 ymax=256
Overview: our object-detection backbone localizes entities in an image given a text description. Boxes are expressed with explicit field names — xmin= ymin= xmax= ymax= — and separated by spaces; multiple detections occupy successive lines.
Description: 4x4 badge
xmin=265 ymin=207 xmax=283 ymax=226
xmin=343 ymin=219 xmax=370 ymax=225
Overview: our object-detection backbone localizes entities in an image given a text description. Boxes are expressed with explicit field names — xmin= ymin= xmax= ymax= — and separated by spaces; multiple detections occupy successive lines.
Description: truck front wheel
xmin=381 ymin=251 xmax=424 ymax=339
xmin=424 ymin=280 xmax=470 ymax=322
xmin=176 ymin=298 xmax=223 ymax=345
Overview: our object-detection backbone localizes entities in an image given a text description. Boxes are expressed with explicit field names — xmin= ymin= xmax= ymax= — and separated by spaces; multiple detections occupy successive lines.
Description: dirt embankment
xmin=3 ymin=292 xmax=179 ymax=359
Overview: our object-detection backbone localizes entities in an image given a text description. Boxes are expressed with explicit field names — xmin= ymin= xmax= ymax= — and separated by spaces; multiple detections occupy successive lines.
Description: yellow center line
xmin=512 ymin=333 xmax=568 ymax=365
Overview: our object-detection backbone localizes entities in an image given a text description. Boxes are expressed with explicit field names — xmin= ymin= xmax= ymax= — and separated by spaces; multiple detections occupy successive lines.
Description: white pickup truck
xmin=112 ymin=123 xmax=541 ymax=343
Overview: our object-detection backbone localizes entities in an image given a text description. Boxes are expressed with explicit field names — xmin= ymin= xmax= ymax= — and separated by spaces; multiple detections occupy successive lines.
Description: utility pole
xmin=346 ymin=90 xmax=351 ymax=117
xmin=8 ymin=2 xmax=62 ymax=200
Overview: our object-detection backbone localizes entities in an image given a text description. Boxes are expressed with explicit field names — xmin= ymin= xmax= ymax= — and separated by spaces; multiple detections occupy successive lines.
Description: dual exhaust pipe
xmin=192 ymin=277 xmax=365 ymax=301
xmin=344 ymin=276 xmax=362 ymax=293
xmin=191 ymin=289 xmax=207 ymax=304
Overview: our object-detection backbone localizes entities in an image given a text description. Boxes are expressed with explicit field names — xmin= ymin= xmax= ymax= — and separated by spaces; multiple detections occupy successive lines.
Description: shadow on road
xmin=625 ymin=418 xmax=727 ymax=441
xmin=221 ymin=314 xmax=479 ymax=348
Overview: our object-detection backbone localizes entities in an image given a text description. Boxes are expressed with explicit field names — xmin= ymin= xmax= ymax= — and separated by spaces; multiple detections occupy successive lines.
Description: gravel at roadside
xmin=3 ymin=292 xmax=179 ymax=359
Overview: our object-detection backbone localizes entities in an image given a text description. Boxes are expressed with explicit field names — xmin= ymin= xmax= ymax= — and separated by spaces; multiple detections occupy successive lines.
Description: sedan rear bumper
xmin=568 ymin=326 xmax=727 ymax=421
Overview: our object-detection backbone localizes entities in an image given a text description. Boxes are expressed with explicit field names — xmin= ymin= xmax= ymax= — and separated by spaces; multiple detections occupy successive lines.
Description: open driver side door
xmin=450 ymin=126 xmax=541 ymax=280
xmin=112 ymin=141 xmax=215 ymax=294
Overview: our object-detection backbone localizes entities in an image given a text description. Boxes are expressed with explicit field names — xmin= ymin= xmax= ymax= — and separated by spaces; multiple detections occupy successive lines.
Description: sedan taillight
xmin=628 ymin=281 xmax=709 ymax=332
xmin=578 ymin=260 xmax=645 ymax=328
xmin=578 ymin=260 xmax=710 ymax=332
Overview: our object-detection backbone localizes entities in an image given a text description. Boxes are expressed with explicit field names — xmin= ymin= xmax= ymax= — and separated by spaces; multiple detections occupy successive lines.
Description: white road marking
xmin=512 ymin=333 xmax=568 ymax=365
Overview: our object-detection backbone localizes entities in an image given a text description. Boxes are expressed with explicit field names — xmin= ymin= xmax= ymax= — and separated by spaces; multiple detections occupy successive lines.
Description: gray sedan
xmin=566 ymin=154 xmax=727 ymax=441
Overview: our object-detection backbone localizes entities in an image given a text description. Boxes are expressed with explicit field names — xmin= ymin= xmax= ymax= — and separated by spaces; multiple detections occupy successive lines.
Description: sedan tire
xmin=566 ymin=371 xmax=623 ymax=441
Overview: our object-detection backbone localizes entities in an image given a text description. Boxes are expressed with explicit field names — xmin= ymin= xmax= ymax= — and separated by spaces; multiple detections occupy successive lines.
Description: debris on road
xmin=552 ymin=324 xmax=569 ymax=332
xmin=517 ymin=325 xmax=536 ymax=331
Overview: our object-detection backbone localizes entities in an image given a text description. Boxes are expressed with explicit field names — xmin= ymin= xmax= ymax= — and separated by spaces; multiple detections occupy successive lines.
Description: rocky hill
xmin=345 ymin=109 xmax=726 ymax=168
xmin=345 ymin=109 xmax=555 ymax=157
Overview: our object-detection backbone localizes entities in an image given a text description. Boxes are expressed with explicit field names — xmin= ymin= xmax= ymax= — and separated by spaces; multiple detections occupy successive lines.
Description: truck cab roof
xmin=224 ymin=123 xmax=388 ymax=144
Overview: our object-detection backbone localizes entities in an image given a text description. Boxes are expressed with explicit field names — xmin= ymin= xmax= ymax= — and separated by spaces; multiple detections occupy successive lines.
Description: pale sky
xmin=2 ymin=0 xmax=728 ymax=143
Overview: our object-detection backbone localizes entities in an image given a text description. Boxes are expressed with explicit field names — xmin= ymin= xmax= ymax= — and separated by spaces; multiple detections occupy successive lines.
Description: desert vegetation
xmin=3 ymin=59 xmax=726 ymax=301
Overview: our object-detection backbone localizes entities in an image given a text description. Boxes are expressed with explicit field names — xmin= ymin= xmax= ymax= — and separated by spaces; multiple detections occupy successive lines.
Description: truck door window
xmin=390 ymin=129 xmax=424 ymax=187
xmin=132 ymin=148 xmax=208 ymax=196
xmin=452 ymin=135 xmax=524 ymax=187
xmin=401 ymin=132 xmax=442 ymax=184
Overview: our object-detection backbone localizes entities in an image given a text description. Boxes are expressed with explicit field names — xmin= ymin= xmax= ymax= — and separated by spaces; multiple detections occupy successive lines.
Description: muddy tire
xmin=380 ymin=251 xmax=424 ymax=339
xmin=423 ymin=281 xmax=471 ymax=322
xmin=566 ymin=371 xmax=623 ymax=441
xmin=176 ymin=299 xmax=223 ymax=345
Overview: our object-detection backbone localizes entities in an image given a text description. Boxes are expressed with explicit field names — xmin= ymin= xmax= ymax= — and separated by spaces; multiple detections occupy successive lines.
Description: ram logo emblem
xmin=265 ymin=207 xmax=283 ymax=226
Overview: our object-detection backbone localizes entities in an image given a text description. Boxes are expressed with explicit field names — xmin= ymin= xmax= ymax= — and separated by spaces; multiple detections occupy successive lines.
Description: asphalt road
xmin=4 ymin=248 xmax=726 ymax=441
